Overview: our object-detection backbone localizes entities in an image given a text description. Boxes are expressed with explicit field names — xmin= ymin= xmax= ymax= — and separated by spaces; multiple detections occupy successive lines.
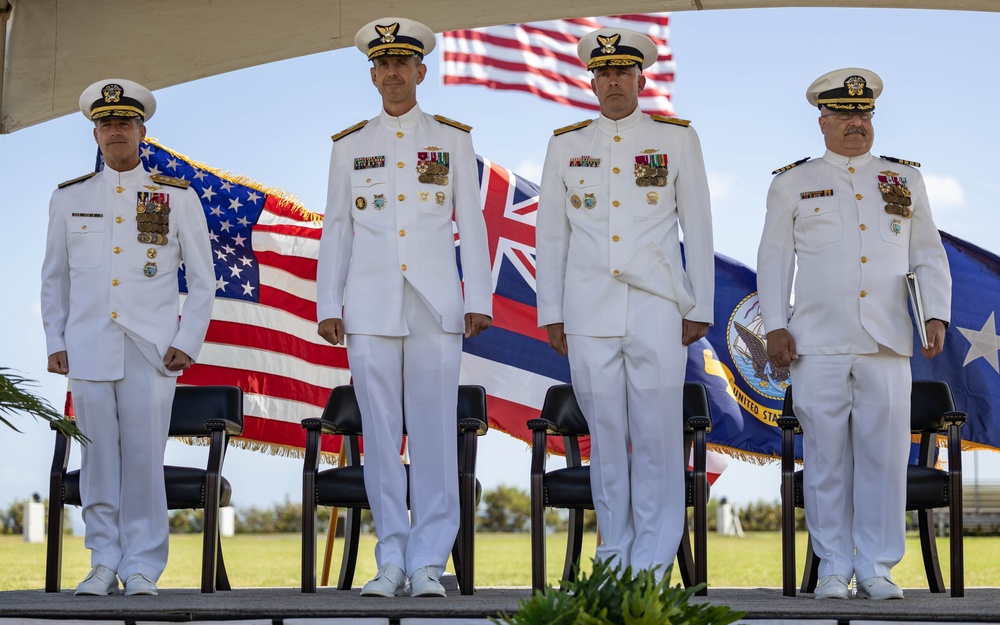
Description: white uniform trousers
xmin=790 ymin=346 xmax=911 ymax=581
xmin=566 ymin=287 xmax=687 ymax=575
xmin=72 ymin=335 xmax=176 ymax=582
xmin=347 ymin=281 xmax=462 ymax=578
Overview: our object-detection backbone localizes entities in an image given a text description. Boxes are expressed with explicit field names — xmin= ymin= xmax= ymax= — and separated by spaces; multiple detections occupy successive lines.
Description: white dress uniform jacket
xmin=317 ymin=105 xmax=493 ymax=332
xmin=536 ymin=108 xmax=714 ymax=335
xmin=758 ymin=150 xmax=951 ymax=355
xmin=41 ymin=164 xmax=215 ymax=378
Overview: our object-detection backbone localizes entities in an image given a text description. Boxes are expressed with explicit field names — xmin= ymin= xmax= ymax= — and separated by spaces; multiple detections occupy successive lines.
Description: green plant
xmin=494 ymin=558 xmax=744 ymax=625
xmin=0 ymin=368 xmax=87 ymax=443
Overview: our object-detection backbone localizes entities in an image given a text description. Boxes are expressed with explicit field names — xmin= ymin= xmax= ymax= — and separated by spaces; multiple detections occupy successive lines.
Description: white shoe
xmin=813 ymin=575 xmax=852 ymax=599
xmin=409 ymin=566 xmax=447 ymax=597
xmin=857 ymin=576 xmax=904 ymax=600
xmin=74 ymin=565 xmax=119 ymax=596
xmin=123 ymin=573 xmax=158 ymax=596
xmin=360 ymin=563 xmax=405 ymax=597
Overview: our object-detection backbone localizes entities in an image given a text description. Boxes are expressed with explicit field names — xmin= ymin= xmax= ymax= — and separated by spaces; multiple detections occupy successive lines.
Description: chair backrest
xmin=320 ymin=384 xmax=489 ymax=434
xmin=682 ymin=382 xmax=713 ymax=432
xmin=911 ymin=380 xmax=956 ymax=433
xmin=539 ymin=384 xmax=589 ymax=435
xmin=169 ymin=385 xmax=244 ymax=437
xmin=320 ymin=385 xmax=364 ymax=434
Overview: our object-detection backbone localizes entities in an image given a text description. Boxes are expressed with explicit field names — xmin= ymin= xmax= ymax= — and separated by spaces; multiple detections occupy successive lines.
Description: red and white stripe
xmin=442 ymin=14 xmax=674 ymax=117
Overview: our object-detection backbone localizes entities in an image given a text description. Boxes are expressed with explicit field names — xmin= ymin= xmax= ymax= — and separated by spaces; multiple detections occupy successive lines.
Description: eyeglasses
xmin=821 ymin=110 xmax=875 ymax=121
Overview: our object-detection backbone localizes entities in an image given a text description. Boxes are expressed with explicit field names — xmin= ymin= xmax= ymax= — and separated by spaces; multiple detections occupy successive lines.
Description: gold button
xmin=397 ymin=161 xmax=404 ymax=168
xmin=81 ymin=225 xmax=87 ymax=230
xmin=111 ymin=312 xmax=118 ymax=319
xmin=814 ymin=207 xmax=820 ymax=213
xmin=860 ymin=224 xmax=867 ymax=231
xmin=116 ymin=216 xmax=123 ymax=224
xmin=366 ymin=178 xmax=372 ymax=183
xmin=399 ymin=230 xmax=406 ymax=237
xmin=860 ymin=290 xmax=867 ymax=298
xmin=612 ymin=200 xmax=620 ymax=207
xmin=855 ymin=193 xmax=863 ymax=200
xmin=397 ymin=194 xmax=405 ymax=201
xmin=579 ymin=179 xmax=585 ymax=184
xmin=861 ymin=256 xmax=868 ymax=263
xmin=612 ymin=269 xmax=620 ymax=275
xmin=613 ymin=167 xmax=621 ymax=174
xmin=401 ymin=264 xmax=407 ymax=271
xmin=613 ymin=135 xmax=621 ymax=142
xmin=849 ymin=167 xmax=856 ymax=173
xmin=113 ymin=246 xmax=122 ymax=254
xmin=612 ymin=235 xmax=620 ymax=242
xmin=111 ymin=279 xmax=120 ymax=287
xmin=396 ymin=131 xmax=404 ymax=138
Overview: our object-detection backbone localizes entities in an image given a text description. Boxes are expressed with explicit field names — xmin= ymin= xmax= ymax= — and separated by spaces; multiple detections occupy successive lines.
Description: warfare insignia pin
xmin=435 ymin=191 xmax=446 ymax=205
xmin=891 ymin=218 xmax=903 ymax=236
xmin=143 ymin=261 xmax=158 ymax=278
xmin=583 ymin=193 xmax=596 ymax=209
xmin=646 ymin=191 xmax=659 ymax=205
xmin=418 ymin=191 xmax=430 ymax=202
xmin=372 ymin=194 xmax=386 ymax=210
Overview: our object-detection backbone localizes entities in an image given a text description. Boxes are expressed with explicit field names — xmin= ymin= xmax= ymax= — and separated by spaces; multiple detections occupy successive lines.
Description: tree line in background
xmin=7 ymin=487 xmax=992 ymax=535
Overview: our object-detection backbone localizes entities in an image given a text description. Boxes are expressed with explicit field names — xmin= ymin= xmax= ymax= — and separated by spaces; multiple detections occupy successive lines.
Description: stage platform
xmin=1 ymin=587 xmax=999 ymax=624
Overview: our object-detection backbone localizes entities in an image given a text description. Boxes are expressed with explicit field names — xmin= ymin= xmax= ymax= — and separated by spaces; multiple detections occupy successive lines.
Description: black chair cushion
xmin=315 ymin=463 xmax=483 ymax=509
xmin=791 ymin=465 xmax=948 ymax=511
xmin=544 ymin=466 xmax=699 ymax=508
xmin=62 ymin=467 xmax=233 ymax=509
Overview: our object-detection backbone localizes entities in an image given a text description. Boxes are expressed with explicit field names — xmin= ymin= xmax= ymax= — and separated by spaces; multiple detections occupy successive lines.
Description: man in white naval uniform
xmin=316 ymin=18 xmax=493 ymax=598
xmin=535 ymin=28 xmax=714 ymax=578
xmin=40 ymin=80 xmax=215 ymax=596
xmin=757 ymin=68 xmax=951 ymax=600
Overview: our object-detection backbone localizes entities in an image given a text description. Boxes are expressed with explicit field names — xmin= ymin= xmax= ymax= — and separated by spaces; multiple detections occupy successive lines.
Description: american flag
xmin=138 ymin=139 xmax=349 ymax=454
xmin=441 ymin=14 xmax=675 ymax=117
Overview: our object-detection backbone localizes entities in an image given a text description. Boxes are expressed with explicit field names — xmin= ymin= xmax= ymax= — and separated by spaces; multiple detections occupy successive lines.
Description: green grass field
xmin=2 ymin=531 xmax=997 ymax=591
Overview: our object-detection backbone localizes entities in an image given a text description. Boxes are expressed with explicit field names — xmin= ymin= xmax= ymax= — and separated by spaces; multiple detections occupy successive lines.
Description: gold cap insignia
xmin=376 ymin=23 xmax=399 ymax=44
xmin=102 ymin=83 xmax=123 ymax=104
xmin=845 ymin=75 xmax=866 ymax=96
xmin=597 ymin=34 xmax=620 ymax=54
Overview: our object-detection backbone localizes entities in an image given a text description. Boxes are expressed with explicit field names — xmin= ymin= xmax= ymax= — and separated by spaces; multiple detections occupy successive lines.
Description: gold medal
xmin=646 ymin=191 xmax=659 ymax=205
xmin=570 ymin=194 xmax=582 ymax=209
xmin=146 ymin=248 xmax=157 ymax=259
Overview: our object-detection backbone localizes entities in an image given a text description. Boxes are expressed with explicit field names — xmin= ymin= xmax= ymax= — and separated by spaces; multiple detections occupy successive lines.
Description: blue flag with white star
xmin=911 ymin=231 xmax=1000 ymax=451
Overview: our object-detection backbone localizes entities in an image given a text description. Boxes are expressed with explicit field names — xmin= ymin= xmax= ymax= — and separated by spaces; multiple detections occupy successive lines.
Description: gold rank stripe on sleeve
xmin=57 ymin=172 xmax=97 ymax=188
xmin=772 ymin=157 xmax=811 ymax=175
xmin=433 ymin=115 xmax=472 ymax=132
xmin=331 ymin=120 xmax=369 ymax=142
xmin=150 ymin=174 xmax=191 ymax=189
xmin=553 ymin=119 xmax=593 ymax=136
xmin=650 ymin=114 xmax=691 ymax=127
xmin=880 ymin=155 xmax=921 ymax=168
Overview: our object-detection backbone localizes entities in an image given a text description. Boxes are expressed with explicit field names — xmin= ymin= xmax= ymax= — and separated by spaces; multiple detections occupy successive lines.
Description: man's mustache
xmin=845 ymin=127 xmax=867 ymax=136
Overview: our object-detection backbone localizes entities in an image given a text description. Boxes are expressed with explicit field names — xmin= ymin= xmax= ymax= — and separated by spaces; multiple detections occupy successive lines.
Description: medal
xmin=583 ymin=193 xmax=596 ymax=209
xmin=355 ymin=196 xmax=367 ymax=210
xmin=890 ymin=218 xmax=903 ymax=236
xmin=570 ymin=194 xmax=582 ymax=209
xmin=435 ymin=191 xmax=446 ymax=205
xmin=418 ymin=191 xmax=430 ymax=202
xmin=144 ymin=261 xmax=158 ymax=278
xmin=373 ymin=194 xmax=386 ymax=210
xmin=646 ymin=191 xmax=659 ymax=205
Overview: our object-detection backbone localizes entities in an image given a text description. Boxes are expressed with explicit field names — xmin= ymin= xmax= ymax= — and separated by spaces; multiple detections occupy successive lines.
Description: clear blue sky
xmin=3 ymin=7 xmax=1000 ymax=526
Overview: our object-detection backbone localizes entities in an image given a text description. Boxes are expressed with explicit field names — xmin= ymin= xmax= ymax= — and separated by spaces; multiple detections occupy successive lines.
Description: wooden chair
xmin=779 ymin=380 xmax=966 ymax=597
xmin=46 ymin=385 xmax=244 ymax=593
xmin=301 ymin=384 xmax=488 ymax=595
xmin=527 ymin=382 xmax=713 ymax=594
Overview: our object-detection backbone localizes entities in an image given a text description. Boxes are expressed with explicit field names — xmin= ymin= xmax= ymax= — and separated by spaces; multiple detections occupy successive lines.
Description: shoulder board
xmin=880 ymin=155 xmax=921 ymax=168
xmin=553 ymin=119 xmax=593 ymax=136
xmin=150 ymin=174 xmax=190 ymax=189
xmin=650 ymin=114 xmax=690 ymax=127
xmin=331 ymin=120 xmax=368 ymax=142
xmin=433 ymin=115 xmax=472 ymax=132
xmin=772 ymin=157 xmax=811 ymax=176
xmin=57 ymin=172 xmax=96 ymax=189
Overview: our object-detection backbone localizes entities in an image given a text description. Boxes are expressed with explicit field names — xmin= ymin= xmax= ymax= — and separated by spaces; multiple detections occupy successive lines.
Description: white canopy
xmin=1 ymin=0 xmax=994 ymax=133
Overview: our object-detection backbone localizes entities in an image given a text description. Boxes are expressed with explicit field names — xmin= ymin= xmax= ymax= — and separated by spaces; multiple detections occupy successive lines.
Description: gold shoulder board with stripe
xmin=57 ymin=172 xmax=97 ymax=189
xmin=880 ymin=155 xmax=921 ymax=168
xmin=772 ymin=157 xmax=811 ymax=176
xmin=650 ymin=114 xmax=690 ymax=127
xmin=150 ymin=174 xmax=191 ymax=189
xmin=331 ymin=120 xmax=368 ymax=142
xmin=553 ymin=119 xmax=593 ymax=136
xmin=434 ymin=115 xmax=472 ymax=132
